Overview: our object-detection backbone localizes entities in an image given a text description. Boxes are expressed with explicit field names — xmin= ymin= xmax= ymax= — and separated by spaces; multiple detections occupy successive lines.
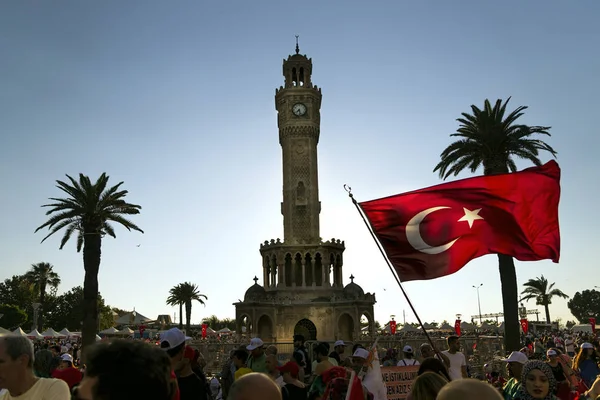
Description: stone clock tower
xmin=234 ymin=43 xmax=376 ymax=344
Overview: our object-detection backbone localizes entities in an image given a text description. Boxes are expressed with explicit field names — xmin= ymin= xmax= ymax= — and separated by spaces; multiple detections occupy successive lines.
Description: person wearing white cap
xmin=246 ymin=338 xmax=268 ymax=373
xmin=397 ymin=345 xmax=420 ymax=366
xmin=501 ymin=351 xmax=528 ymax=400
xmin=329 ymin=340 xmax=346 ymax=364
xmin=574 ymin=342 xmax=600 ymax=388
xmin=51 ymin=353 xmax=83 ymax=390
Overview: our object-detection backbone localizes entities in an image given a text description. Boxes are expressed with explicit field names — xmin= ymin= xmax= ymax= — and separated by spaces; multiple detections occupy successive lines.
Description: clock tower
xmin=276 ymin=43 xmax=322 ymax=244
xmin=234 ymin=43 xmax=376 ymax=343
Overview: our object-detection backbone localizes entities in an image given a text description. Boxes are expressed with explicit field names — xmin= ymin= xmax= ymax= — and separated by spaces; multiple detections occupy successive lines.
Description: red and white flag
xmin=359 ymin=161 xmax=561 ymax=281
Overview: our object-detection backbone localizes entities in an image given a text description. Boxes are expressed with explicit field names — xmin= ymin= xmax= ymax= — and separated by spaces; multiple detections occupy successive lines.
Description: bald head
xmin=437 ymin=379 xmax=503 ymax=400
xmin=229 ymin=372 xmax=282 ymax=400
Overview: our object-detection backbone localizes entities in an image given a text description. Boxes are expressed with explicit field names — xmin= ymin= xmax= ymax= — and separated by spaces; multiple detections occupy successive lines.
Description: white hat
xmin=547 ymin=349 xmax=558 ymax=357
xmin=352 ymin=348 xmax=369 ymax=359
xmin=246 ymin=338 xmax=264 ymax=351
xmin=61 ymin=353 xmax=73 ymax=362
xmin=334 ymin=340 xmax=346 ymax=347
xmin=581 ymin=342 xmax=594 ymax=349
xmin=160 ymin=328 xmax=191 ymax=351
xmin=403 ymin=345 xmax=413 ymax=353
xmin=501 ymin=351 xmax=528 ymax=364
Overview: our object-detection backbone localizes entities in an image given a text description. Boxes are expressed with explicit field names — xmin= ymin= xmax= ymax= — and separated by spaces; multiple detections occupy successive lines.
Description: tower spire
xmin=295 ymin=35 xmax=300 ymax=54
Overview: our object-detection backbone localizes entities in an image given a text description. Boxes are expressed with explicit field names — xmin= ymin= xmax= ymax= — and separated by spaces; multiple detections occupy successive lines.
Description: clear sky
xmin=1 ymin=1 xmax=598 ymax=328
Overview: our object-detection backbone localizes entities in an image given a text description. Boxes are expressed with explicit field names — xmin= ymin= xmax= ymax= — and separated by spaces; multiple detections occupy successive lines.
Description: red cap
xmin=277 ymin=361 xmax=299 ymax=378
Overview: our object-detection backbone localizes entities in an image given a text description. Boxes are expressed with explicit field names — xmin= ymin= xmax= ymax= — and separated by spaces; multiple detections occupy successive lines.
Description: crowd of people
xmin=1 ymin=327 xmax=600 ymax=400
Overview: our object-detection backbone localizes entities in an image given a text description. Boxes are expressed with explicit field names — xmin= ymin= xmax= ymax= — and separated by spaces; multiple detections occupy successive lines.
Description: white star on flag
xmin=457 ymin=208 xmax=484 ymax=228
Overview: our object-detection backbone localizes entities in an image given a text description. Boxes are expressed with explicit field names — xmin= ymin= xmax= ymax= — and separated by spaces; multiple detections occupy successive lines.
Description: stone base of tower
xmin=234 ymin=282 xmax=376 ymax=343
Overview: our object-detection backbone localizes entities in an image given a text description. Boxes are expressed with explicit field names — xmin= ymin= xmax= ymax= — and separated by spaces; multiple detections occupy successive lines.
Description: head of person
xmin=411 ymin=371 xmax=448 ymax=400
xmin=420 ymin=343 xmax=435 ymax=358
xmin=174 ymin=345 xmax=196 ymax=374
xmin=351 ymin=347 xmax=369 ymax=372
xmin=277 ymin=361 xmax=300 ymax=384
xmin=33 ymin=349 xmax=54 ymax=378
xmin=74 ymin=340 xmax=175 ymax=400
xmin=546 ymin=348 xmax=559 ymax=362
xmin=265 ymin=354 xmax=278 ymax=373
xmin=160 ymin=328 xmax=191 ymax=365
xmin=502 ymin=351 xmax=528 ymax=380
xmin=246 ymin=338 xmax=265 ymax=358
xmin=293 ymin=335 xmax=304 ymax=348
xmin=519 ymin=360 xmax=557 ymax=400
xmin=228 ymin=372 xmax=282 ymax=400
xmin=60 ymin=353 xmax=74 ymax=368
xmin=333 ymin=340 xmax=346 ymax=354
xmin=447 ymin=335 xmax=460 ymax=352
xmin=403 ymin=345 xmax=414 ymax=358
xmin=265 ymin=345 xmax=278 ymax=356
xmin=314 ymin=343 xmax=329 ymax=360
xmin=418 ymin=357 xmax=451 ymax=381
xmin=232 ymin=349 xmax=248 ymax=368
xmin=50 ymin=344 xmax=61 ymax=356
xmin=437 ymin=379 xmax=503 ymax=400
xmin=0 ymin=336 xmax=34 ymax=393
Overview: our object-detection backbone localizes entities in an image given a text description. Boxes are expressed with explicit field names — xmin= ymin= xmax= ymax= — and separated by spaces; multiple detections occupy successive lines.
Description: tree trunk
xmin=498 ymin=254 xmax=520 ymax=352
xmin=178 ymin=303 xmax=183 ymax=329
xmin=39 ymin=283 xmax=46 ymax=331
xmin=544 ymin=303 xmax=551 ymax=324
xmin=185 ymin=301 xmax=191 ymax=333
xmin=81 ymin=233 xmax=102 ymax=354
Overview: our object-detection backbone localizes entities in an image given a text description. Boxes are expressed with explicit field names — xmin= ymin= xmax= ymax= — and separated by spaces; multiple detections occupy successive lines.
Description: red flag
xmin=454 ymin=320 xmax=461 ymax=336
xmin=589 ymin=318 xmax=596 ymax=334
xmin=201 ymin=324 xmax=208 ymax=339
xmin=389 ymin=320 xmax=397 ymax=335
xmin=520 ymin=319 xmax=529 ymax=334
xmin=359 ymin=161 xmax=560 ymax=281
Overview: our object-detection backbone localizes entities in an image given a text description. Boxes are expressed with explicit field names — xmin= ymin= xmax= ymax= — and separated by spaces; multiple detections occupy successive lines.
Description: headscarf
xmin=516 ymin=360 xmax=557 ymax=400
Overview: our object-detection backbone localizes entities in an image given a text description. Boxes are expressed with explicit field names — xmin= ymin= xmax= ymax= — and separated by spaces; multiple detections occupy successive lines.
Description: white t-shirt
xmin=442 ymin=351 xmax=466 ymax=380
xmin=397 ymin=358 xmax=420 ymax=366
xmin=565 ymin=339 xmax=575 ymax=353
xmin=0 ymin=378 xmax=70 ymax=400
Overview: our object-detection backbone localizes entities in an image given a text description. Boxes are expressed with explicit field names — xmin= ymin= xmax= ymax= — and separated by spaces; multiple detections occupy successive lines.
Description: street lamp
xmin=473 ymin=284 xmax=483 ymax=324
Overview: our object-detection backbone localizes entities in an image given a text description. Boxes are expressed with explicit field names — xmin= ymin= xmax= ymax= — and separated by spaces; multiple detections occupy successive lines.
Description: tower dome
xmin=343 ymin=275 xmax=364 ymax=298
xmin=244 ymin=276 xmax=267 ymax=302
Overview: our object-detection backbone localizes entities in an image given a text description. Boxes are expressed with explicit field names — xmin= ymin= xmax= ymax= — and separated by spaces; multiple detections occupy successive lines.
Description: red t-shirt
xmin=171 ymin=370 xmax=180 ymax=400
xmin=52 ymin=366 xmax=83 ymax=389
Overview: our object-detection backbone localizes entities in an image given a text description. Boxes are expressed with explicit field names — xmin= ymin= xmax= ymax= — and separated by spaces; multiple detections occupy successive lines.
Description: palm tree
xmin=166 ymin=284 xmax=185 ymax=330
xmin=24 ymin=262 xmax=61 ymax=330
xmin=35 ymin=173 xmax=143 ymax=349
xmin=521 ymin=275 xmax=569 ymax=323
xmin=179 ymin=282 xmax=207 ymax=332
xmin=433 ymin=98 xmax=557 ymax=351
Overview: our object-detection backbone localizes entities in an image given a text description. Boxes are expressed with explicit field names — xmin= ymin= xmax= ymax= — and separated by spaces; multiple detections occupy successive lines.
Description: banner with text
xmin=381 ymin=365 xmax=419 ymax=400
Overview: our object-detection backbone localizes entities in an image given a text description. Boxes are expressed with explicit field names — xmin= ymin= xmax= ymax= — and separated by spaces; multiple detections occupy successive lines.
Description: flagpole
xmin=344 ymin=185 xmax=440 ymax=354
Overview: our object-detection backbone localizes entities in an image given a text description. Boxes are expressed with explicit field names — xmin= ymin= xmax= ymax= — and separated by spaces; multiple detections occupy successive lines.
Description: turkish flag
xmin=201 ymin=324 xmax=208 ymax=339
xmin=454 ymin=320 xmax=461 ymax=336
xmin=389 ymin=320 xmax=397 ymax=334
xmin=359 ymin=161 xmax=560 ymax=282
xmin=520 ymin=319 xmax=529 ymax=334
xmin=589 ymin=318 xmax=596 ymax=334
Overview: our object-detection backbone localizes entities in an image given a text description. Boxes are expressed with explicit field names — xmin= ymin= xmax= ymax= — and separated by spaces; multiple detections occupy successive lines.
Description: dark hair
xmin=315 ymin=344 xmax=328 ymax=357
xmin=233 ymin=350 xmax=248 ymax=363
xmin=447 ymin=336 xmax=459 ymax=345
xmin=418 ymin=357 xmax=451 ymax=381
xmin=84 ymin=339 xmax=175 ymax=400
xmin=51 ymin=345 xmax=61 ymax=353
xmin=161 ymin=341 xmax=185 ymax=359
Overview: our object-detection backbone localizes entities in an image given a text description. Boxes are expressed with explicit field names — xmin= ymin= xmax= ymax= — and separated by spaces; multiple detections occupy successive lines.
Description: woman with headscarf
xmin=515 ymin=360 xmax=558 ymax=400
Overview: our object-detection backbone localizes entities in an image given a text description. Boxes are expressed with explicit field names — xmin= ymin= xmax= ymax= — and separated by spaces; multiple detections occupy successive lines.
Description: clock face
xmin=292 ymin=103 xmax=307 ymax=116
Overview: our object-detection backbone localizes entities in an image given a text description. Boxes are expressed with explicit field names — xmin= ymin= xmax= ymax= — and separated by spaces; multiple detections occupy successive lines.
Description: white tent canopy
xmin=115 ymin=311 xmax=154 ymax=325
xmin=0 ymin=327 xmax=12 ymax=336
xmin=95 ymin=334 xmax=102 ymax=341
xmin=99 ymin=327 xmax=119 ymax=335
xmin=13 ymin=327 xmax=27 ymax=336
xmin=217 ymin=327 xmax=231 ymax=334
xmin=27 ymin=329 xmax=44 ymax=340
xmin=117 ymin=327 xmax=134 ymax=336
xmin=41 ymin=328 xmax=64 ymax=338
xmin=59 ymin=328 xmax=72 ymax=337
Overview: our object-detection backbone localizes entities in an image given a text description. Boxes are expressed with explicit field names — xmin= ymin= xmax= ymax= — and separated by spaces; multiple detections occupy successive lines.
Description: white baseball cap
xmin=547 ymin=349 xmax=558 ymax=357
xmin=246 ymin=338 xmax=264 ymax=351
xmin=403 ymin=345 xmax=413 ymax=353
xmin=352 ymin=348 xmax=369 ymax=359
xmin=160 ymin=328 xmax=191 ymax=351
xmin=334 ymin=340 xmax=346 ymax=347
xmin=581 ymin=342 xmax=594 ymax=349
xmin=501 ymin=351 xmax=528 ymax=364
xmin=61 ymin=353 xmax=73 ymax=362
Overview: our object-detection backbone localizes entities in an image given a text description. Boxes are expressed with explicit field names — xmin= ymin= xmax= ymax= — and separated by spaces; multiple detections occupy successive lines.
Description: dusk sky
xmin=1 ymin=1 xmax=598 ymax=329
